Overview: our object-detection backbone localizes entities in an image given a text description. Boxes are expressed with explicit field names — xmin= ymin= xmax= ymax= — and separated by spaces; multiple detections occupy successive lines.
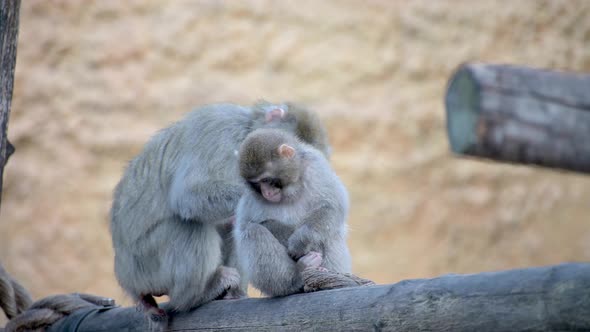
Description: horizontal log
xmin=46 ymin=263 xmax=590 ymax=331
xmin=445 ymin=63 xmax=590 ymax=174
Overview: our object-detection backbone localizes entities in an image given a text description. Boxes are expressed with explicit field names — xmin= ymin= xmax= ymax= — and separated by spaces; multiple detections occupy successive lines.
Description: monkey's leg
xmin=260 ymin=219 xmax=294 ymax=246
xmin=169 ymin=265 xmax=240 ymax=313
xmin=241 ymin=223 xmax=311 ymax=297
xmin=286 ymin=205 xmax=341 ymax=260
xmin=165 ymin=223 xmax=239 ymax=312
xmin=218 ymin=219 xmax=248 ymax=299
xmin=205 ymin=266 xmax=242 ymax=302
xmin=320 ymin=240 xmax=352 ymax=274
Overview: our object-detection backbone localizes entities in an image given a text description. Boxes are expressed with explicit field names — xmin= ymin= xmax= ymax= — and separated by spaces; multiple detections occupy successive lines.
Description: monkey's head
xmin=239 ymin=129 xmax=304 ymax=204
xmin=254 ymin=101 xmax=331 ymax=158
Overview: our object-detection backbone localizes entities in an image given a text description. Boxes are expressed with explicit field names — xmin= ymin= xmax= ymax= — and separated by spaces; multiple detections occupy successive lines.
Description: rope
xmin=4 ymin=293 xmax=115 ymax=332
xmin=0 ymin=264 xmax=32 ymax=320
xmin=1 ymin=264 xmax=115 ymax=332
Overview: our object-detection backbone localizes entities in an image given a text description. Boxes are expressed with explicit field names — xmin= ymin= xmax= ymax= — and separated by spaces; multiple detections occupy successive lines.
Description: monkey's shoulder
xmin=301 ymin=153 xmax=348 ymax=204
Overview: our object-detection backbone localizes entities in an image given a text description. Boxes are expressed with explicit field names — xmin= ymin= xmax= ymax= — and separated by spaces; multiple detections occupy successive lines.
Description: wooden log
xmin=46 ymin=263 xmax=590 ymax=331
xmin=0 ymin=0 xmax=20 ymax=211
xmin=445 ymin=63 xmax=590 ymax=174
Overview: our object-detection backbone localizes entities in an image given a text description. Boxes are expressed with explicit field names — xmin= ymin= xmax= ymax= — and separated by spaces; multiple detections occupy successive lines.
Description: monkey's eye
xmin=261 ymin=177 xmax=283 ymax=189
xmin=248 ymin=181 xmax=261 ymax=194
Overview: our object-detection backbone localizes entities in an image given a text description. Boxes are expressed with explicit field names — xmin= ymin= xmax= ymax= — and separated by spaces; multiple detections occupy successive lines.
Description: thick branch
xmin=0 ymin=0 xmax=20 ymax=212
xmin=45 ymin=263 xmax=590 ymax=331
xmin=445 ymin=63 xmax=590 ymax=174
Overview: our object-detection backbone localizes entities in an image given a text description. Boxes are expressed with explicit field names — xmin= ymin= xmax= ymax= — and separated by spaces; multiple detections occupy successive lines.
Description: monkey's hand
xmin=297 ymin=251 xmax=323 ymax=270
xmin=170 ymin=179 xmax=243 ymax=223
xmin=287 ymin=228 xmax=320 ymax=261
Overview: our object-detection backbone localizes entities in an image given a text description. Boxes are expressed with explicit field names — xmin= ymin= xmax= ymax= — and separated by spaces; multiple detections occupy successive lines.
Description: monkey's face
xmin=242 ymin=157 xmax=301 ymax=204
xmin=239 ymin=130 xmax=302 ymax=203
xmin=247 ymin=177 xmax=284 ymax=203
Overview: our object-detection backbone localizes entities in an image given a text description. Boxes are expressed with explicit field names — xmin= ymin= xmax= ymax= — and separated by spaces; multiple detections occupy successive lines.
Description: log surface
xmin=46 ymin=263 xmax=590 ymax=331
xmin=445 ymin=63 xmax=590 ymax=174
xmin=0 ymin=0 xmax=20 ymax=211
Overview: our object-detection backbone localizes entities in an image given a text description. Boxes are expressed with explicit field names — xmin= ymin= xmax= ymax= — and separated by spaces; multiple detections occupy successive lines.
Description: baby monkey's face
xmin=247 ymin=176 xmax=284 ymax=203
xmin=239 ymin=128 xmax=302 ymax=204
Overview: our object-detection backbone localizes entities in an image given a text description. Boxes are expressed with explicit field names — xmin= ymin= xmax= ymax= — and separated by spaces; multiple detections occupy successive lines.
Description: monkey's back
xmin=110 ymin=103 xmax=259 ymax=303
xmin=111 ymin=104 xmax=255 ymax=236
xmin=294 ymin=147 xmax=351 ymax=273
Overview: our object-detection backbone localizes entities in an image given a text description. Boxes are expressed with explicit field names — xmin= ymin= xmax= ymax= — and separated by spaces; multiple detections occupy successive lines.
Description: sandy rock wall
xmin=1 ymin=0 xmax=589 ymax=309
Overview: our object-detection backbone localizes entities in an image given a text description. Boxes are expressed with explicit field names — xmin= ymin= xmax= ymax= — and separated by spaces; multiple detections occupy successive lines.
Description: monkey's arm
xmin=169 ymin=174 xmax=243 ymax=223
xmin=287 ymin=204 xmax=343 ymax=260
xmin=238 ymin=221 xmax=305 ymax=297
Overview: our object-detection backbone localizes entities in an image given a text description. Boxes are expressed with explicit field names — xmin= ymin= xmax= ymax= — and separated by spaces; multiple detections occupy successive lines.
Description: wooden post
xmin=45 ymin=263 xmax=590 ymax=331
xmin=445 ymin=63 xmax=590 ymax=174
xmin=0 ymin=0 xmax=20 ymax=211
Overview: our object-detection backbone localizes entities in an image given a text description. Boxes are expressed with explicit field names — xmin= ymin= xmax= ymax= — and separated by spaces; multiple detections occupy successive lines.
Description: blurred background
xmin=1 ymin=0 xmax=589 ymax=313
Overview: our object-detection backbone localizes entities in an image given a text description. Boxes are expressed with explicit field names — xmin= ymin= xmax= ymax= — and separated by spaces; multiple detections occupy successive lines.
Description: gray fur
xmin=235 ymin=130 xmax=351 ymax=297
xmin=110 ymin=102 xmax=330 ymax=313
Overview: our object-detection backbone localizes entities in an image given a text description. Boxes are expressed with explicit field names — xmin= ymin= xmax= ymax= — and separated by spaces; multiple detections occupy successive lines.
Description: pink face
xmin=259 ymin=182 xmax=282 ymax=203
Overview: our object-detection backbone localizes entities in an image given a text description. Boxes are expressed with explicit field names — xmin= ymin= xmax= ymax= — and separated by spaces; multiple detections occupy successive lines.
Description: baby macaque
xmin=235 ymin=128 xmax=351 ymax=297
xmin=110 ymin=102 xmax=330 ymax=321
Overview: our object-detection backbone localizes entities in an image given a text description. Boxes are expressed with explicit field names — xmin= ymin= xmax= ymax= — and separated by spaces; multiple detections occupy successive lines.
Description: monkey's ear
xmin=265 ymin=108 xmax=286 ymax=122
xmin=278 ymin=144 xmax=296 ymax=159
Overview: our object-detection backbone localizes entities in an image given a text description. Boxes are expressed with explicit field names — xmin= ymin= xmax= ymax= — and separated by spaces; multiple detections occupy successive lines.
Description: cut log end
xmin=445 ymin=65 xmax=482 ymax=155
xmin=445 ymin=63 xmax=590 ymax=174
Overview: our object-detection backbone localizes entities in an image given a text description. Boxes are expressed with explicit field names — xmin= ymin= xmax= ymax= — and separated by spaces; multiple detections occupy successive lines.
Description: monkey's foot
xmin=137 ymin=294 xmax=168 ymax=322
xmin=220 ymin=288 xmax=248 ymax=300
xmin=215 ymin=266 xmax=242 ymax=299
xmin=147 ymin=315 xmax=168 ymax=332
xmin=298 ymin=251 xmax=323 ymax=269
xmin=219 ymin=266 xmax=241 ymax=290
xmin=148 ymin=308 xmax=168 ymax=322
xmin=206 ymin=266 xmax=242 ymax=303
